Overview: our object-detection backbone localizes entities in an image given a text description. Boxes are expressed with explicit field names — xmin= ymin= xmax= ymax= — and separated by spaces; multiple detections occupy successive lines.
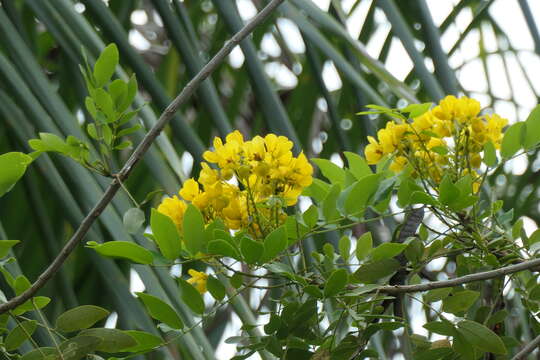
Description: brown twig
xmin=0 ymin=0 xmax=286 ymax=314
xmin=511 ymin=332 xmax=540 ymax=360
xmin=378 ymin=257 xmax=540 ymax=294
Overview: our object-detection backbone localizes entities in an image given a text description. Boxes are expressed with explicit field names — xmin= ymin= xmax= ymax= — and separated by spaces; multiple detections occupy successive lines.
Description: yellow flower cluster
xmin=157 ymin=131 xmax=313 ymax=238
xmin=187 ymin=269 xmax=208 ymax=294
xmin=365 ymin=96 xmax=507 ymax=187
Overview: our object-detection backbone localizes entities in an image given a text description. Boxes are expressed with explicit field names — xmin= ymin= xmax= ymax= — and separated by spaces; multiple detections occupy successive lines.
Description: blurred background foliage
xmin=1 ymin=0 xmax=540 ymax=358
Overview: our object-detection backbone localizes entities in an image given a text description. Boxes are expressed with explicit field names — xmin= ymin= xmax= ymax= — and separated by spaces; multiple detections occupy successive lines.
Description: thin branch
xmin=0 ymin=0 xmax=286 ymax=314
xmin=511 ymin=333 xmax=540 ymax=360
xmin=378 ymin=258 xmax=540 ymax=294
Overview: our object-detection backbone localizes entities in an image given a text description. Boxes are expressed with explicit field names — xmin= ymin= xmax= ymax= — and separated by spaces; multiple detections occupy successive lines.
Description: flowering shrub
xmin=3 ymin=44 xmax=540 ymax=359
xmin=365 ymin=95 xmax=507 ymax=190
xmin=158 ymin=131 xmax=313 ymax=239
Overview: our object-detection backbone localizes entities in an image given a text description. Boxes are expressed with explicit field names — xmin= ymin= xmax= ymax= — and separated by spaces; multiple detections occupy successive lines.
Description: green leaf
xmin=87 ymin=123 xmax=98 ymax=140
xmin=512 ymin=218 xmax=524 ymax=239
xmin=339 ymin=236 xmax=351 ymax=261
xmin=207 ymin=275 xmax=226 ymax=301
xmin=240 ymin=236 xmax=263 ymax=265
xmin=178 ymin=278 xmax=205 ymax=314
xmin=117 ymin=124 xmax=142 ymax=137
xmin=5 ymin=320 xmax=37 ymax=351
xmin=424 ymin=288 xmax=452 ymax=302
xmin=122 ymin=330 xmax=163 ymax=353
xmin=183 ymin=204 xmax=206 ymax=255
xmin=529 ymin=284 xmax=540 ymax=300
xmin=20 ymin=347 xmax=58 ymax=360
xmin=14 ymin=275 xmax=31 ymax=295
xmin=312 ymin=158 xmax=345 ymax=185
xmin=125 ymin=74 xmax=138 ymax=111
xmin=114 ymin=140 xmax=133 ymax=150
xmin=260 ymin=226 xmax=288 ymax=263
xmin=456 ymin=320 xmax=507 ymax=354
xmin=397 ymin=178 xmax=423 ymax=207
xmin=109 ymin=78 xmax=128 ymax=110
xmin=355 ymin=232 xmax=373 ymax=260
xmin=56 ymin=305 xmax=110 ymax=333
xmin=483 ymin=141 xmax=497 ymax=166
xmin=423 ymin=320 xmax=455 ymax=336
xmin=439 ymin=176 xmax=460 ymax=206
xmin=230 ymin=273 xmax=243 ymax=288
xmin=0 ymin=240 xmax=19 ymax=258
xmin=0 ymin=152 xmax=33 ymax=197
xmin=13 ymin=296 xmax=51 ymax=316
xmin=370 ymin=243 xmax=408 ymax=261
xmin=94 ymin=89 xmax=115 ymax=123
xmin=207 ymin=239 xmax=239 ymax=259
xmin=304 ymin=285 xmax=324 ymax=299
xmin=28 ymin=133 xmax=69 ymax=153
xmin=523 ymin=105 xmax=540 ymax=149
xmin=86 ymin=241 xmax=153 ymax=265
xmin=410 ymin=191 xmax=439 ymax=206
xmin=324 ymin=269 xmax=348 ymax=297
xmin=344 ymin=151 xmax=372 ymax=179
xmin=302 ymin=178 xmax=330 ymax=202
xmin=123 ymin=208 xmax=145 ymax=234
xmin=136 ymin=292 xmax=183 ymax=329
xmin=442 ymin=290 xmax=480 ymax=314
xmin=323 ymin=184 xmax=341 ymax=221
xmin=150 ymin=209 xmax=182 ymax=260
xmin=93 ymin=43 xmax=119 ymax=87
xmin=354 ymin=259 xmax=400 ymax=283
xmin=501 ymin=122 xmax=524 ymax=158
xmin=78 ymin=328 xmax=137 ymax=352
xmin=342 ymin=174 xmax=381 ymax=215
xmin=401 ymin=102 xmax=432 ymax=118
xmin=487 ymin=310 xmax=509 ymax=327
xmin=302 ymin=205 xmax=318 ymax=229
xmin=59 ymin=335 xmax=101 ymax=359
xmin=414 ymin=348 xmax=453 ymax=360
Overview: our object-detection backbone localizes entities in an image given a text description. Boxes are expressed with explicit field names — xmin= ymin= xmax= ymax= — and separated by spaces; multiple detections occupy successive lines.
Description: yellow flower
xmin=432 ymin=95 xmax=481 ymax=124
xmin=156 ymin=130 xmax=313 ymax=240
xmin=411 ymin=112 xmax=434 ymax=132
xmin=186 ymin=269 xmax=208 ymax=294
xmin=470 ymin=153 xmax=482 ymax=168
xmin=365 ymin=136 xmax=383 ymax=164
xmin=179 ymin=178 xmax=200 ymax=201
xmin=157 ymin=195 xmax=187 ymax=230
xmin=485 ymin=114 xmax=508 ymax=148
xmin=198 ymin=163 xmax=220 ymax=187
xmin=389 ymin=156 xmax=407 ymax=173
xmin=427 ymin=137 xmax=446 ymax=150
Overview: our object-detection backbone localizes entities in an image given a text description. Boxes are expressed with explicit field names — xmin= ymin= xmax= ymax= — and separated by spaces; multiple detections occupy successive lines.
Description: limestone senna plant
xmin=88 ymin=96 xmax=538 ymax=359
xmin=3 ymin=35 xmax=540 ymax=360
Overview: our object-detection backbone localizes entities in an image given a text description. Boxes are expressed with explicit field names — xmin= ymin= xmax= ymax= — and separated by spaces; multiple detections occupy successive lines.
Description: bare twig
xmin=378 ymin=257 xmax=540 ymax=294
xmin=511 ymin=333 xmax=540 ymax=360
xmin=0 ymin=0 xmax=286 ymax=314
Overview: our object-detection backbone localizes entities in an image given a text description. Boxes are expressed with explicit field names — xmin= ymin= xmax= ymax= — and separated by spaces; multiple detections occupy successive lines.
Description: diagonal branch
xmin=0 ymin=0 xmax=286 ymax=314
xmin=378 ymin=257 xmax=540 ymax=294
xmin=511 ymin=332 xmax=540 ymax=360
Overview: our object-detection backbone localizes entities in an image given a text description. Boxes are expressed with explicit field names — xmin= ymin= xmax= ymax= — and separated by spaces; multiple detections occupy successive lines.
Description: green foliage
xmin=150 ymin=208 xmax=182 ymax=260
xmin=86 ymin=241 xmax=153 ymax=265
xmin=123 ymin=207 xmax=146 ymax=234
xmin=183 ymin=204 xmax=206 ymax=255
xmin=5 ymin=320 xmax=37 ymax=351
xmin=178 ymin=279 xmax=205 ymax=314
xmin=0 ymin=153 xmax=33 ymax=198
xmin=56 ymin=305 xmax=110 ymax=333
xmin=136 ymin=292 xmax=183 ymax=330
xmin=2 ymin=2 xmax=540 ymax=359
